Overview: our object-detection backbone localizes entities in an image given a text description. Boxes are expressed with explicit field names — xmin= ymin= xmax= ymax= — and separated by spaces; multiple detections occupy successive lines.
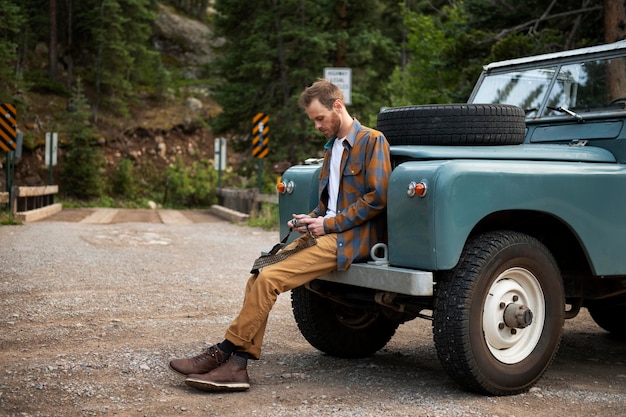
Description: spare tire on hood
xmin=376 ymin=104 xmax=526 ymax=146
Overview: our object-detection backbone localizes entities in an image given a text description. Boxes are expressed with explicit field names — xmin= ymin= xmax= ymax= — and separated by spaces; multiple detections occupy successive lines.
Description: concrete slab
xmin=157 ymin=209 xmax=193 ymax=225
xmin=210 ymin=204 xmax=249 ymax=223
xmin=79 ymin=208 xmax=120 ymax=224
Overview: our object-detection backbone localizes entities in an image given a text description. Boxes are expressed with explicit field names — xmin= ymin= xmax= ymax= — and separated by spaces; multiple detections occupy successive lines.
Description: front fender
xmin=278 ymin=164 xmax=322 ymax=243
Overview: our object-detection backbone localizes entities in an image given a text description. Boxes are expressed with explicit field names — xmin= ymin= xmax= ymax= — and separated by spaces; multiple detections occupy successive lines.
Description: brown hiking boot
xmin=169 ymin=345 xmax=228 ymax=377
xmin=185 ymin=356 xmax=250 ymax=392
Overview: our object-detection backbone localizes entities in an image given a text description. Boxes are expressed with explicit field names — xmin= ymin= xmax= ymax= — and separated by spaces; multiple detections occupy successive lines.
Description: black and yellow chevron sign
xmin=252 ymin=112 xmax=269 ymax=159
xmin=0 ymin=103 xmax=17 ymax=152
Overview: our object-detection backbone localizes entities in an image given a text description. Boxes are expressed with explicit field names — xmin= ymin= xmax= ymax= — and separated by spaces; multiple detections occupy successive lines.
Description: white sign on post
xmin=45 ymin=132 xmax=58 ymax=166
xmin=324 ymin=67 xmax=352 ymax=105
xmin=214 ymin=137 xmax=227 ymax=171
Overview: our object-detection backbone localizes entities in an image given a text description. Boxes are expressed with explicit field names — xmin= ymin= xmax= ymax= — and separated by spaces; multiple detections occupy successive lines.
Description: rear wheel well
xmin=470 ymin=210 xmax=592 ymax=289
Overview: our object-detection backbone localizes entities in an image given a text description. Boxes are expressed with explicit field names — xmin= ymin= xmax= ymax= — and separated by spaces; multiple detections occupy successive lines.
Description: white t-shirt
xmin=325 ymin=137 xmax=345 ymax=218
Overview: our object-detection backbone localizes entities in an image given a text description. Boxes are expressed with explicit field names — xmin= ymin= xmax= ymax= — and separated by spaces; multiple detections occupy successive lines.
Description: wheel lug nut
xmin=512 ymin=295 xmax=519 ymax=302
xmin=511 ymin=328 xmax=517 ymax=335
xmin=499 ymin=322 xmax=505 ymax=330
xmin=499 ymin=302 xmax=506 ymax=309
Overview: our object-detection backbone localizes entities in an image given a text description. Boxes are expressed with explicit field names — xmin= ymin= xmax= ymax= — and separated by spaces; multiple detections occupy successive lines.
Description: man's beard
xmin=324 ymin=111 xmax=341 ymax=138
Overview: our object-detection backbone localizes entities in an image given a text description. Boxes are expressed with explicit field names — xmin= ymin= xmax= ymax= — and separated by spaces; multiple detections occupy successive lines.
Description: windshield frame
xmin=468 ymin=42 xmax=626 ymax=121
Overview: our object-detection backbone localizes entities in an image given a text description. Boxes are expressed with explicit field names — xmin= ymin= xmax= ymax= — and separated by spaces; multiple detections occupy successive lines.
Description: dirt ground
xmin=1 ymin=209 xmax=625 ymax=417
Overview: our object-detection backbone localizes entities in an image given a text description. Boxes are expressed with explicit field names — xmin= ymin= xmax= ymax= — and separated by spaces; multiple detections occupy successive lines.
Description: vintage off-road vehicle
xmin=277 ymin=41 xmax=626 ymax=395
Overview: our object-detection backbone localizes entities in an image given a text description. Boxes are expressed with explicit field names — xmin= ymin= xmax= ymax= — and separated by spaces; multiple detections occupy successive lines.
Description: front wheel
xmin=291 ymin=285 xmax=398 ymax=358
xmin=433 ymin=231 xmax=564 ymax=395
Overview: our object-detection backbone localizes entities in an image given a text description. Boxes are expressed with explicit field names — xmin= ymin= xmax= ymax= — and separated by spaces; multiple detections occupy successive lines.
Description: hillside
xmin=1 ymin=5 xmax=226 ymax=193
xmin=4 ymin=93 xmax=221 ymax=187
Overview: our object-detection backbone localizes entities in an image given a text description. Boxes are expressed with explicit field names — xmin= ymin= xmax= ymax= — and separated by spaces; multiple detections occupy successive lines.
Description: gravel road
xmin=1 ymin=209 xmax=625 ymax=416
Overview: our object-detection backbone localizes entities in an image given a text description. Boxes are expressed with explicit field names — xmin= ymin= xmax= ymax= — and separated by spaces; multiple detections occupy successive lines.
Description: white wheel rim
xmin=482 ymin=267 xmax=545 ymax=364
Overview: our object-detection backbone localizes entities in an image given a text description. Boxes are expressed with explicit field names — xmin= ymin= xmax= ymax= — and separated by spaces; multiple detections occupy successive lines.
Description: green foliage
xmin=387 ymin=2 xmax=469 ymax=106
xmin=248 ymin=202 xmax=279 ymax=231
xmin=133 ymin=160 xmax=168 ymax=202
xmin=386 ymin=0 xmax=604 ymax=106
xmin=3 ymin=0 xmax=609 ymax=210
xmin=112 ymin=158 xmax=137 ymax=199
xmin=164 ymin=157 xmax=218 ymax=208
xmin=463 ymin=0 xmax=603 ymax=56
xmin=210 ymin=0 xmax=404 ymax=166
xmin=0 ymin=207 xmax=22 ymax=226
xmin=122 ymin=1 xmax=169 ymax=90
xmin=99 ymin=158 xmax=167 ymax=207
xmin=44 ymin=0 xmax=168 ymax=116
xmin=166 ymin=0 xmax=210 ymax=20
xmin=24 ymin=69 xmax=70 ymax=96
xmin=0 ymin=0 xmax=25 ymax=97
xmin=60 ymin=140 xmax=106 ymax=200
xmin=88 ymin=1 xmax=134 ymax=115
xmin=226 ymin=158 xmax=286 ymax=195
xmin=60 ymin=79 xmax=106 ymax=200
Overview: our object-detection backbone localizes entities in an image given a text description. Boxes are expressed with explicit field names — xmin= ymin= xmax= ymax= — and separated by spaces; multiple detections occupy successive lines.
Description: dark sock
xmin=233 ymin=351 xmax=249 ymax=368
xmin=217 ymin=339 xmax=237 ymax=356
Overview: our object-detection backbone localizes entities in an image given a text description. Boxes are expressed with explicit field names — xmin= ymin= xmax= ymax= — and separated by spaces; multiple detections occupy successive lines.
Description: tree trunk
xmin=273 ymin=0 xmax=289 ymax=107
xmin=65 ymin=0 xmax=73 ymax=88
xmin=197 ymin=0 xmax=209 ymax=19
xmin=604 ymin=0 xmax=626 ymax=43
xmin=605 ymin=0 xmax=626 ymax=99
xmin=335 ymin=2 xmax=347 ymax=67
xmin=17 ymin=24 xmax=28 ymax=80
xmin=49 ymin=0 xmax=58 ymax=81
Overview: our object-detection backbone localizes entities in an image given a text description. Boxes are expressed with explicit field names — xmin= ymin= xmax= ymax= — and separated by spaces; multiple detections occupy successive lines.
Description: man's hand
xmin=289 ymin=214 xmax=326 ymax=236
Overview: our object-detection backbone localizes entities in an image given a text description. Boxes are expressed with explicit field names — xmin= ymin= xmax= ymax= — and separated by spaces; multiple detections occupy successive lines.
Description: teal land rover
xmin=278 ymin=41 xmax=626 ymax=395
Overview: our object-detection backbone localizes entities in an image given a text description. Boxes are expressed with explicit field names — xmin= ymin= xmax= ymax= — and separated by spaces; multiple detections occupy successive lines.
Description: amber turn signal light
xmin=407 ymin=181 xmax=427 ymax=198
xmin=277 ymin=181 xmax=294 ymax=194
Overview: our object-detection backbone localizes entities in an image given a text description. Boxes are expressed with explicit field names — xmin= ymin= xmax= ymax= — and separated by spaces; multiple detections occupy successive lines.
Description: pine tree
xmin=71 ymin=0 xmax=167 ymax=118
xmin=388 ymin=0 xmax=606 ymax=106
xmin=60 ymin=78 xmax=106 ymax=200
xmin=0 ymin=0 xmax=25 ymax=97
xmin=209 ymin=0 xmax=403 ymax=167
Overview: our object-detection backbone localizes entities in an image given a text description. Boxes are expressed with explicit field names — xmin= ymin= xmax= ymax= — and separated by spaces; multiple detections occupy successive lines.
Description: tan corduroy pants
xmin=225 ymin=233 xmax=338 ymax=359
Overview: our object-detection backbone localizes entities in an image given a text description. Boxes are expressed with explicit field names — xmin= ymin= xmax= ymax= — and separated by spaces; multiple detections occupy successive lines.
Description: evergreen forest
xmin=0 ymin=0 xmax=623 ymax=205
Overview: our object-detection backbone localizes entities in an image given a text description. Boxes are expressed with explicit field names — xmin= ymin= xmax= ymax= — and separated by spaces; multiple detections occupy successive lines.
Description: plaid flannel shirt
xmin=309 ymin=119 xmax=391 ymax=271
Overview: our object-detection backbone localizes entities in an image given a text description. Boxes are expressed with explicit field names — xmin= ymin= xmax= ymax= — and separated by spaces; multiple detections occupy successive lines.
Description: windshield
xmin=471 ymin=57 xmax=626 ymax=119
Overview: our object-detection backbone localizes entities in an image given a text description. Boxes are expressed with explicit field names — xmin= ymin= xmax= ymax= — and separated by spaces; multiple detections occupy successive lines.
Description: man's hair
xmin=298 ymin=78 xmax=344 ymax=110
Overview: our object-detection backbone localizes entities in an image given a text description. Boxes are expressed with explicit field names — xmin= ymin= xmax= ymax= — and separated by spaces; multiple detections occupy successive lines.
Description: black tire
xmin=291 ymin=285 xmax=398 ymax=358
xmin=587 ymin=303 xmax=626 ymax=338
xmin=433 ymin=231 xmax=564 ymax=395
xmin=376 ymin=104 xmax=526 ymax=146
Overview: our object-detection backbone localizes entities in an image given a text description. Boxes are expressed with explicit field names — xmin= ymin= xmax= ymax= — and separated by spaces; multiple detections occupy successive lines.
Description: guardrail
xmin=3 ymin=185 xmax=62 ymax=222
xmin=211 ymin=188 xmax=278 ymax=222
xmin=2 ymin=186 xmax=274 ymax=223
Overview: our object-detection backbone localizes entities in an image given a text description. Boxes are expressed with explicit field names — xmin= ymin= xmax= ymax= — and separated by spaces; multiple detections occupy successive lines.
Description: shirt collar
xmin=324 ymin=136 xmax=337 ymax=150
xmin=323 ymin=119 xmax=360 ymax=149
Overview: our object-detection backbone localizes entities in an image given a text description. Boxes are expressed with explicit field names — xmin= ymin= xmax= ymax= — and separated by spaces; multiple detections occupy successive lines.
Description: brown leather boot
xmin=185 ymin=356 xmax=250 ymax=392
xmin=169 ymin=345 xmax=228 ymax=377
